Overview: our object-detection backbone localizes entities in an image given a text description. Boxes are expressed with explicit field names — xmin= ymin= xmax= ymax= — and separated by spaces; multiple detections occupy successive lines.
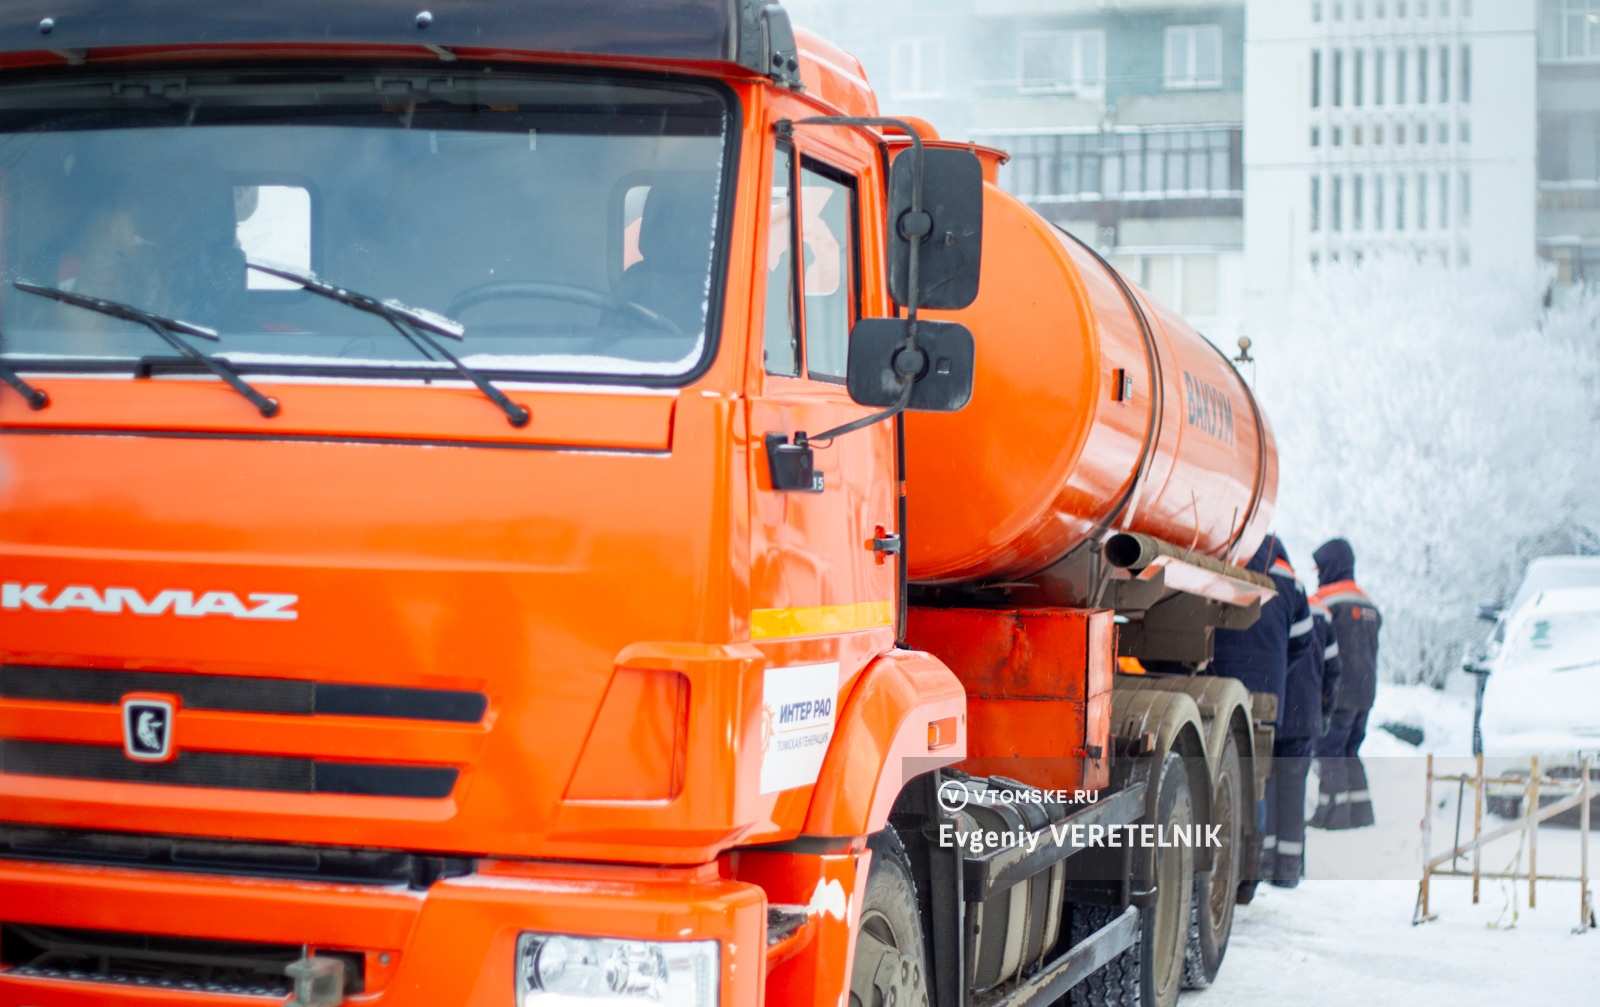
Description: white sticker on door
xmin=759 ymin=661 xmax=840 ymax=794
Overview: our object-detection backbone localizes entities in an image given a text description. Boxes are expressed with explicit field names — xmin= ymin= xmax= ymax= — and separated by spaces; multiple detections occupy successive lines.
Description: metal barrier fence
xmin=1415 ymin=754 xmax=1595 ymax=934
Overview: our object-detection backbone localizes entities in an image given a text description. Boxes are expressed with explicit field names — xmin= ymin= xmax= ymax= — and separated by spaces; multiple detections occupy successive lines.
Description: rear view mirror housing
xmin=846 ymin=317 xmax=974 ymax=412
xmin=1477 ymin=604 xmax=1502 ymax=623
xmin=887 ymin=147 xmax=983 ymax=311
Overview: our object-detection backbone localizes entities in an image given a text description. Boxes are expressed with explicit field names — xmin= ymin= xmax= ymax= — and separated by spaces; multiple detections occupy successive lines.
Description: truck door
xmin=747 ymin=128 xmax=898 ymax=802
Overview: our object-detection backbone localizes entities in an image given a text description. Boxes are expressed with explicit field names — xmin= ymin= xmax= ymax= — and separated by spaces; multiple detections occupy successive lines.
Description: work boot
xmin=1235 ymin=879 xmax=1259 ymax=905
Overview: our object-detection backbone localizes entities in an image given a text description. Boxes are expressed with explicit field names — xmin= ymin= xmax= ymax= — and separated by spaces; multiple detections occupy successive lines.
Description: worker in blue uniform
xmin=1310 ymin=538 xmax=1382 ymax=830
xmin=1207 ymin=533 xmax=1313 ymax=901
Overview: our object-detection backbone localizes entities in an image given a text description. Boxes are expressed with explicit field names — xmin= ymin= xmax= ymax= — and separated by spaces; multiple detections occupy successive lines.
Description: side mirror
xmin=888 ymin=147 xmax=983 ymax=311
xmin=846 ymin=317 xmax=974 ymax=412
xmin=1477 ymin=604 xmax=1501 ymax=623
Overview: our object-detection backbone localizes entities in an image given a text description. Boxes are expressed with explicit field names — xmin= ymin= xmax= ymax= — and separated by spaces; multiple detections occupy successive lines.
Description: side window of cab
xmin=762 ymin=141 xmax=860 ymax=382
xmin=797 ymin=161 xmax=857 ymax=381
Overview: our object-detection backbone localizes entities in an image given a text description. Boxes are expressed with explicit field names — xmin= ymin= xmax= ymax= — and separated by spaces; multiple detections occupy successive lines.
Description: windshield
xmin=1503 ymin=610 xmax=1600 ymax=673
xmin=0 ymin=69 xmax=730 ymax=381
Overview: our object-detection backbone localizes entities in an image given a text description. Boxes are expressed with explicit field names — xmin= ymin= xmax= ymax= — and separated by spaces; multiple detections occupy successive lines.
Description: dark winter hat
xmin=1313 ymin=538 xmax=1355 ymax=586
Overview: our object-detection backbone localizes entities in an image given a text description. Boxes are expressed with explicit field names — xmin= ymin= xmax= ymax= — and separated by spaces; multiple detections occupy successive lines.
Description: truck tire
xmin=1068 ymin=752 xmax=1194 ymax=1007
xmin=1143 ymin=752 xmax=1195 ymax=1007
xmin=1065 ymin=903 xmax=1141 ymax=1007
xmin=1184 ymin=733 xmax=1242 ymax=988
xmin=849 ymin=828 xmax=930 ymax=1007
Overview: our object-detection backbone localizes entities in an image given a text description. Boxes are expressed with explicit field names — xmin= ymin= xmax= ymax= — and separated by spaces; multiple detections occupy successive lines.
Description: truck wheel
xmin=1144 ymin=751 xmax=1195 ymax=1007
xmin=1185 ymin=733 xmax=1242 ymax=988
xmin=849 ymin=828 xmax=930 ymax=1007
xmin=1068 ymin=752 xmax=1194 ymax=1007
xmin=1065 ymin=903 xmax=1141 ymax=1007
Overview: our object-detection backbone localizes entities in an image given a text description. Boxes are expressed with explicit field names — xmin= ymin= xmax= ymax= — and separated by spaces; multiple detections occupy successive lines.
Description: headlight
xmin=515 ymin=933 xmax=718 ymax=1007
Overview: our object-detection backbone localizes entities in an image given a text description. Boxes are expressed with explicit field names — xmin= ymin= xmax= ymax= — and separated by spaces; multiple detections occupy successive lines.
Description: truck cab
xmin=0 ymin=4 xmax=966 ymax=1005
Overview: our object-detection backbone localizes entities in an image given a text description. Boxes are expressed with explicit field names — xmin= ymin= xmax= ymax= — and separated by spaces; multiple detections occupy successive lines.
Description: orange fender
xmin=802 ymin=648 xmax=966 ymax=836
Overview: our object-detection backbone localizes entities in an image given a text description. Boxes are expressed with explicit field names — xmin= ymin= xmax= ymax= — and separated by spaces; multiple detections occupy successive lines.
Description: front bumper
xmin=0 ymin=858 xmax=765 ymax=1006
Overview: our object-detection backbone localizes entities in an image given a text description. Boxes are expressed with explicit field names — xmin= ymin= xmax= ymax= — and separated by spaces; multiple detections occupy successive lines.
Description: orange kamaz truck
xmin=0 ymin=4 xmax=1282 ymax=1007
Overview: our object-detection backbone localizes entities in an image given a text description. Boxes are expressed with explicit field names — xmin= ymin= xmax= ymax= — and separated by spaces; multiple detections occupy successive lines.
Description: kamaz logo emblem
xmin=1 ymin=584 xmax=298 ymax=621
xmin=123 ymin=697 xmax=175 ymax=762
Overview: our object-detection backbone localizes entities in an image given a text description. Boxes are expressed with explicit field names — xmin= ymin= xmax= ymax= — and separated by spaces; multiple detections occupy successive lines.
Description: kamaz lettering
xmin=1 ymin=583 xmax=299 ymax=620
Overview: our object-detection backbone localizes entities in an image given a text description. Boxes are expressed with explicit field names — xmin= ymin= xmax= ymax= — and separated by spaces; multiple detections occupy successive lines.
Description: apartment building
xmin=1243 ymin=1 xmax=1539 ymax=330
xmin=1539 ymin=0 xmax=1600 ymax=291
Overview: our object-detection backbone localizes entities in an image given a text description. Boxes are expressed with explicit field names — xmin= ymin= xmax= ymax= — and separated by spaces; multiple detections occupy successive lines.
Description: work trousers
xmin=1263 ymin=736 xmax=1312 ymax=883
xmin=1311 ymin=706 xmax=1374 ymax=829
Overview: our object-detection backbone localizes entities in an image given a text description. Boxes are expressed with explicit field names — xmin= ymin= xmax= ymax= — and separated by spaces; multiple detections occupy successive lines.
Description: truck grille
xmin=0 ymin=823 xmax=473 ymax=888
xmin=0 ymin=740 xmax=457 ymax=797
xmin=0 ymin=924 xmax=364 ymax=997
xmin=1 ymin=664 xmax=487 ymax=723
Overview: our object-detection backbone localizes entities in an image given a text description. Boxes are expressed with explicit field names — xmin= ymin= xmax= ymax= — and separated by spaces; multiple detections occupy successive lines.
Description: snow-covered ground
xmin=1191 ymin=683 xmax=1600 ymax=1004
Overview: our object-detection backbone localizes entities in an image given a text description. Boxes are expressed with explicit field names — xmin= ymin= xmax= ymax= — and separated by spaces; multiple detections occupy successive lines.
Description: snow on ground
xmin=1190 ymin=682 xmax=1600 ymax=1004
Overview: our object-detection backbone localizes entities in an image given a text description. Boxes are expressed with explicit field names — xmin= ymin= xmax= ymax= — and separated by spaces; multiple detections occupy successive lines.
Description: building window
xmin=1183 ymin=255 xmax=1219 ymax=316
xmin=1311 ymin=50 xmax=1323 ymax=107
xmin=1397 ymin=173 xmax=1406 ymax=229
xmin=1397 ymin=122 xmax=1406 ymax=144
xmin=1165 ymin=25 xmax=1223 ymax=89
xmin=1333 ymin=49 xmax=1344 ymax=106
xmin=1355 ymin=49 xmax=1365 ymax=105
xmin=1460 ymin=119 xmax=1471 ymax=143
xmin=1418 ymin=46 xmax=1429 ymax=103
xmin=1398 ymin=0 xmax=1408 ymax=13
xmin=1375 ymin=48 xmax=1386 ymax=104
xmin=1418 ymin=171 xmax=1428 ymax=228
xmin=1438 ymin=121 xmax=1449 ymax=143
xmin=1311 ymin=125 xmax=1321 ymax=146
xmin=1439 ymin=171 xmax=1449 ymax=227
xmin=1538 ymin=112 xmax=1600 ymax=182
xmin=992 ymin=127 xmax=1242 ymax=203
xmin=1461 ymin=44 xmax=1471 ymax=102
xmin=1374 ymin=173 xmax=1385 ymax=229
xmin=1333 ymin=175 xmax=1344 ymax=231
xmin=1333 ymin=126 xmax=1343 ymax=146
xmin=1461 ymin=169 xmax=1470 ymax=224
xmin=1355 ymin=125 xmax=1364 ymax=145
xmin=1356 ymin=1 xmax=1366 ymax=17
xmin=891 ymin=37 xmax=946 ymax=99
xmin=1375 ymin=123 xmax=1385 ymax=144
xmin=1378 ymin=0 xmax=1387 ymax=15
xmin=1540 ymin=0 xmax=1600 ymax=61
xmin=1418 ymin=122 xmax=1428 ymax=143
xmin=1397 ymin=47 xmax=1408 ymax=102
xmin=1335 ymin=1 xmax=1345 ymax=19
xmin=1020 ymin=30 xmax=1106 ymax=94
xmin=1313 ymin=1 xmax=1324 ymax=21
xmin=1354 ymin=173 xmax=1365 ymax=229
xmin=1312 ymin=175 xmax=1322 ymax=231
xmin=1440 ymin=45 xmax=1450 ymax=101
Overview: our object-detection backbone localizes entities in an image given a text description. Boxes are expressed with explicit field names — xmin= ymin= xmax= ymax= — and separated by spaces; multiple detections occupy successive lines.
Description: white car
xmin=1477 ymin=586 xmax=1600 ymax=757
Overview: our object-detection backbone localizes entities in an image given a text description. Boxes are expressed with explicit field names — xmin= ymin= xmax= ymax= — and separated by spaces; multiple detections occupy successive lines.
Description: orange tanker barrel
xmin=902 ymin=156 xmax=1276 ymax=589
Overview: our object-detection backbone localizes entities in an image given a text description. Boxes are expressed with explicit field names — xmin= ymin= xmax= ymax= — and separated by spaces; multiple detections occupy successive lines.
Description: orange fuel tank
xmin=905 ymin=155 xmax=1276 ymax=586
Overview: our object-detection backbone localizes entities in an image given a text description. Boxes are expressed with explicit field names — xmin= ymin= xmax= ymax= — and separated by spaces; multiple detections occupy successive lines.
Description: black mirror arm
xmin=801 ymin=379 xmax=914 ymax=449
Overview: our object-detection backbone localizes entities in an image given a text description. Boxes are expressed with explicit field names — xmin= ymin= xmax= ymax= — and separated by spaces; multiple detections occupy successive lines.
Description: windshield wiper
xmin=247 ymin=261 xmax=529 ymax=427
xmin=14 ymin=282 xmax=279 ymax=418
xmin=0 ymin=355 xmax=48 ymax=410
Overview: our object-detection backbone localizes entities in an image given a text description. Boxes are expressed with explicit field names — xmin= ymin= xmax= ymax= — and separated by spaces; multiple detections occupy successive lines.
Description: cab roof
xmin=0 ymin=0 xmax=759 ymax=67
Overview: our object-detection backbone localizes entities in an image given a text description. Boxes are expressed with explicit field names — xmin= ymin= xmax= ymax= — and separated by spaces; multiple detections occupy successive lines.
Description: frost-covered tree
xmin=1255 ymin=258 xmax=1600 ymax=687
